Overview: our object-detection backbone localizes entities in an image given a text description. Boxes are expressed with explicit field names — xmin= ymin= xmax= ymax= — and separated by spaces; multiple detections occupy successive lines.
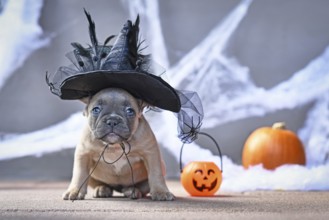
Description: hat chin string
xmin=72 ymin=139 xmax=137 ymax=202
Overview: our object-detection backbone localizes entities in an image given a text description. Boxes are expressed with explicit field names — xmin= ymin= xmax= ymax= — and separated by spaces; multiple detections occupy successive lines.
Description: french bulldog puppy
xmin=62 ymin=88 xmax=175 ymax=201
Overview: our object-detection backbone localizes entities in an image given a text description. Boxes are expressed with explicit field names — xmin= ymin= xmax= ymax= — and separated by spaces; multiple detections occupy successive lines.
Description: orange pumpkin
xmin=181 ymin=161 xmax=222 ymax=196
xmin=242 ymin=122 xmax=306 ymax=170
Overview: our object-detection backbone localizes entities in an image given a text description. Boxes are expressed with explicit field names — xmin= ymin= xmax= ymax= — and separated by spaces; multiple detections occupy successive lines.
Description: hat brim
xmin=59 ymin=70 xmax=181 ymax=112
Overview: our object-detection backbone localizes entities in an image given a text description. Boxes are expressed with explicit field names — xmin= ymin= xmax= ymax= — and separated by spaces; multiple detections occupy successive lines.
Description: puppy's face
xmin=84 ymin=88 xmax=142 ymax=145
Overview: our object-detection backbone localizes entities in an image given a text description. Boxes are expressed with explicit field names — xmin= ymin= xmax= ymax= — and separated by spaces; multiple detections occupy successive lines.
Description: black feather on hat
xmin=46 ymin=9 xmax=203 ymax=143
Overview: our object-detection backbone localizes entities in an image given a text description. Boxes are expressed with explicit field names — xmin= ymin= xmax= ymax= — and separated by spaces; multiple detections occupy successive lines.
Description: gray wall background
xmin=1 ymin=0 xmax=329 ymax=180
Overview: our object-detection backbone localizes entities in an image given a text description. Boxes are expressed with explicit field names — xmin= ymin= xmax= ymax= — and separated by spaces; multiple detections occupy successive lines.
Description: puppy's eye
xmin=125 ymin=107 xmax=135 ymax=117
xmin=91 ymin=106 xmax=101 ymax=115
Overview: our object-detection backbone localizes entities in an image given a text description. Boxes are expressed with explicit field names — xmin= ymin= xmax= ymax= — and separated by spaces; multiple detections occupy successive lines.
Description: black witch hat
xmin=46 ymin=10 xmax=203 ymax=143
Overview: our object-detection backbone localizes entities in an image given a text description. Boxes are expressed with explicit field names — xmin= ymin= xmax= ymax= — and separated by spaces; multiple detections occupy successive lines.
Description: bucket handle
xmin=179 ymin=132 xmax=223 ymax=173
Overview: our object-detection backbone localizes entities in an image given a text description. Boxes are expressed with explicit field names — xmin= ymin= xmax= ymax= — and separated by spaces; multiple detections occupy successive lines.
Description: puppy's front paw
xmin=62 ymin=188 xmax=86 ymax=200
xmin=93 ymin=185 xmax=113 ymax=198
xmin=151 ymin=191 xmax=175 ymax=201
xmin=123 ymin=187 xmax=143 ymax=199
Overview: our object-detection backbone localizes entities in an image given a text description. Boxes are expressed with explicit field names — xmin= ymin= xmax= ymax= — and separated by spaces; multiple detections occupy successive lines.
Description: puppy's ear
xmin=138 ymin=100 xmax=158 ymax=116
xmin=80 ymin=96 xmax=91 ymax=117
xmin=137 ymin=99 xmax=150 ymax=113
xmin=80 ymin=96 xmax=91 ymax=105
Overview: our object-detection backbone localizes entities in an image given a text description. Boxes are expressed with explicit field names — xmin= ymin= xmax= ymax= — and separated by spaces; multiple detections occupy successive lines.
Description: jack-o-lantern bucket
xmin=180 ymin=132 xmax=223 ymax=196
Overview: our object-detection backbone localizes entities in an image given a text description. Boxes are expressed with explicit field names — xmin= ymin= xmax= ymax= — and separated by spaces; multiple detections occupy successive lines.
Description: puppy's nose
xmin=105 ymin=117 xmax=120 ymax=127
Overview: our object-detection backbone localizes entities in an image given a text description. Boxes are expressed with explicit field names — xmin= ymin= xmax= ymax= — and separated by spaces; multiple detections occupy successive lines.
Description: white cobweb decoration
xmin=0 ymin=0 xmax=49 ymax=90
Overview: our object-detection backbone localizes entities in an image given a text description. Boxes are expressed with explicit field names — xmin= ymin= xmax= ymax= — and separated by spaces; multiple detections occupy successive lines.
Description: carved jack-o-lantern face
xmin=181 ymin=161 xmax=222 ymax=196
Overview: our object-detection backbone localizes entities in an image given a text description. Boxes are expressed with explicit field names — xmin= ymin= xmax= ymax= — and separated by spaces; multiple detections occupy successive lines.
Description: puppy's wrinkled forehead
xmin=90 ymin=88 xmax=138 ymax=109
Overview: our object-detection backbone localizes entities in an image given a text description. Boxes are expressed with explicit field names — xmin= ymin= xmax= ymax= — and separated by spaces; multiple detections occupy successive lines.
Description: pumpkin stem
xmin=272 ymin=122 xmax=286 ymax=130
